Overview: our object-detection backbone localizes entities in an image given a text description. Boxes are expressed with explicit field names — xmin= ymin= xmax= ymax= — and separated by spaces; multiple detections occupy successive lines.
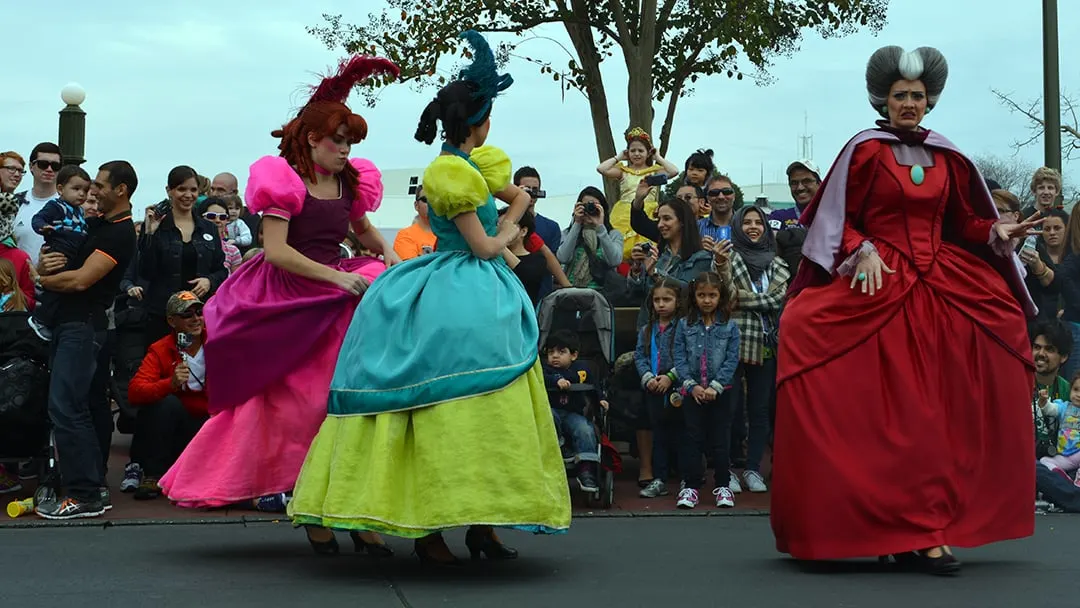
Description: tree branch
xmin=993 ymin=88 xmax=1046 ymax=127
xmin=606 ymin=0 xmax=632 ymax=45
xmin=656 ymin=0 xmax=678 ymax=32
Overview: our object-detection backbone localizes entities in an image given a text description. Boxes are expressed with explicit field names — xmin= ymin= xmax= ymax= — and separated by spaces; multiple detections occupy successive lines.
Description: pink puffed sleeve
xmin=244 ymin=156 xmax=306 ymax=221
xmin=349 ymin=158 xmax=384 ymax=221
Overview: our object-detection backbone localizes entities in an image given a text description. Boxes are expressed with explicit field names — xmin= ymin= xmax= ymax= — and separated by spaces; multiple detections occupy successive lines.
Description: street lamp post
xmin=1043 ymin=0 xmax=1061 ymax=172
xmin=58 ymin=83 xmax=86 ymax=167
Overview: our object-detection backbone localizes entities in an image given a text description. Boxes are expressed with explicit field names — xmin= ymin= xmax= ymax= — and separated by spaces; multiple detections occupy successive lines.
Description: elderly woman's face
xmin=887 ymin=79 xmax=927 ymax=131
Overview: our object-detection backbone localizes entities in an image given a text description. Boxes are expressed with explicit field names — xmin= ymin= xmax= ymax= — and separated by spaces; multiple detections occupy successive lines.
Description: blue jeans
xmin=551 ymin=409 xmax=598 ymax=463
xmin=47 ymin=322 xmax=106 ymax=502
xmin=1036 ymin=463 xmax=1080 ymax=512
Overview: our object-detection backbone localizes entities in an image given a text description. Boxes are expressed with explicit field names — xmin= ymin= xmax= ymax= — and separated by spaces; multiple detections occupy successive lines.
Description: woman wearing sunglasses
xmin=199 ymin=198 xmax=242 ymax=273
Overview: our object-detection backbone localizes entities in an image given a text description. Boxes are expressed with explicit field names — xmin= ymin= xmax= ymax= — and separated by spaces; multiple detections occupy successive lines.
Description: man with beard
xmin=768 ymin=160 xmax=820 ymax=232
xmin=768 ymin=161 xmax=820 ymax=275
xmin=696 ymin=175 xmax=737 ymax=253
xmin=1030 ymin=320 xmax=1080 ymax=512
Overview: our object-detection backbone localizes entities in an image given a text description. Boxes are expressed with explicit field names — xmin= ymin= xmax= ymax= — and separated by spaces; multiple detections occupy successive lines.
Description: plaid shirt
xmin=721 ymin=253 xmax=790 ymax=365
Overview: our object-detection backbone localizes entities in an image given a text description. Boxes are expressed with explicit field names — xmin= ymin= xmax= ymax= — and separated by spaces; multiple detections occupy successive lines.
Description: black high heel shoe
xmin=305 ymin=527 xmax=339 ymax=556
xmin=880 ymin=551 xmax=961 ymax=576
xmin=464 ymin=526 xmax=518 ymax=561
xmin=350 ymin=532 xmax=394 ymax=558
xmin=414 ymin=534 xmax=461 ymax=566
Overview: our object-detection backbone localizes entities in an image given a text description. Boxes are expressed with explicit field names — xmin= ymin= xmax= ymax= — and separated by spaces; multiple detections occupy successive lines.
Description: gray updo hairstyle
xmin=866 ymin=45 xmax=948 ymax=118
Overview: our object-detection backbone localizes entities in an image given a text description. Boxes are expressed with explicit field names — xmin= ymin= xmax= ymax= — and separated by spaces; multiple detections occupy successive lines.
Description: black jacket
xmin=138 ymin=213 xmax=226 ymax=318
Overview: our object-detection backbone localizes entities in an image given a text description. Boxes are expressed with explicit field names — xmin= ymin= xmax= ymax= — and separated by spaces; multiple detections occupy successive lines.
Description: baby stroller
xmin=537 ymin=288 xmax=620 ymax=508
xmin=0 ymin=310 xmax=58 ymax=504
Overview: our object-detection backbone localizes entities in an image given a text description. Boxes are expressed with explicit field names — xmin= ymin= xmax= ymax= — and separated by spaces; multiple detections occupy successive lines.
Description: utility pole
xmin=1043 ymin=0 xmax=1061 ymax=171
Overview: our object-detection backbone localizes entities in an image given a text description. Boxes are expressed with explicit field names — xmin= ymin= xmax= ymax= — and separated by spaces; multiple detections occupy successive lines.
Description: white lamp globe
xmin=60 ymin=83 xmax=86 ymax=106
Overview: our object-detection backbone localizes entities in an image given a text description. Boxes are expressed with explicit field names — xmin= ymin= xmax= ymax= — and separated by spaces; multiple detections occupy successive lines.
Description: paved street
xmin=1 ymin=515 xmax=1072 ymax=607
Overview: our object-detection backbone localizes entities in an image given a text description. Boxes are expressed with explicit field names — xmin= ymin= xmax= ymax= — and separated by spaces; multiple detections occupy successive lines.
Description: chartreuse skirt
xmin=288 ymin=250 xmax=572 ymax=538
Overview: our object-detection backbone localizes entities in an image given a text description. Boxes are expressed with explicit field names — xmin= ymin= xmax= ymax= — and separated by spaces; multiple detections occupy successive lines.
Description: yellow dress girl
xmin=597 ymin=128 xmax=680 ymax=262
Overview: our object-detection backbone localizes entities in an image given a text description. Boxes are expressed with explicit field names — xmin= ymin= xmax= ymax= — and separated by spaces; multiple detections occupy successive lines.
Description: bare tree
xmin=972 ymin=153 xmax=1035 ymax=203
xmin=991 ymin=89 xmax=1080 ymax=161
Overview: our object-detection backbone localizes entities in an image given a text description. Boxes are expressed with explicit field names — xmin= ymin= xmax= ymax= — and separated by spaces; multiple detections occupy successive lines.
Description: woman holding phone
xmin=597 ymin=128 xmax=679 ymax=262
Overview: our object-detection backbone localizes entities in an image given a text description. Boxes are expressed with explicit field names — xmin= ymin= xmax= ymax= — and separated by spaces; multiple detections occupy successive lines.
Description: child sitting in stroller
xmin=543 ymin=329 xmax=608 ymax=493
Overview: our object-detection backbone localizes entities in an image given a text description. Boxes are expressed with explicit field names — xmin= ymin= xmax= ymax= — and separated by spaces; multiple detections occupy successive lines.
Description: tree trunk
xmin=657 ymin=78 xmax=685 ymax=159
xmin=626 ymin=0 xmax=658 ymax=141
xmin=563 ymin=13 xmax=620 ymax=205
xmin=625 ymin=48 xmax=653 ymax=139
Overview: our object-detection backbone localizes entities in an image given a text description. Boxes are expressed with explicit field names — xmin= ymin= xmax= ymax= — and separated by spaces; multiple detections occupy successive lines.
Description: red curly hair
xmin=271 ymin=101 xmax=368 ymax=197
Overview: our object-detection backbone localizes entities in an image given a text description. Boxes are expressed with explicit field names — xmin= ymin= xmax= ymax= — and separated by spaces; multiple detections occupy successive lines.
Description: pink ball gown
xmin=158 ymin=156 xmax=386 ymax=508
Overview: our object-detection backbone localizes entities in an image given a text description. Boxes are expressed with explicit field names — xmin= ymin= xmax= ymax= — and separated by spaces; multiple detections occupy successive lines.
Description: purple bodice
xmin=287 ymin=189 xmax=352 ymax=265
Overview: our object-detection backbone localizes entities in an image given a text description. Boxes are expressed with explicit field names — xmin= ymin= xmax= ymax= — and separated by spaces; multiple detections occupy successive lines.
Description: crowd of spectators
xmin=1 ymin=135 xmax=1078 ymax=517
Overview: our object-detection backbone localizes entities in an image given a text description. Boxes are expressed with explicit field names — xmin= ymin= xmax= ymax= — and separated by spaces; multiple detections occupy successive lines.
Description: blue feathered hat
xmin=457 ymin=30 xmax=513 ymax=125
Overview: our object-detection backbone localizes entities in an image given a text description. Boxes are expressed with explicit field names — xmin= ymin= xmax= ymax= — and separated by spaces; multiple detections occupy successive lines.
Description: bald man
xmin=210 ymin=172 xmax=239 ymax=198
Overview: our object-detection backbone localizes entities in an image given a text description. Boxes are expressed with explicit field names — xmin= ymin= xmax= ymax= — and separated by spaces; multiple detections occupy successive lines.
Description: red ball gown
xmin=771 ymin=125 xmax=1035 ymax=560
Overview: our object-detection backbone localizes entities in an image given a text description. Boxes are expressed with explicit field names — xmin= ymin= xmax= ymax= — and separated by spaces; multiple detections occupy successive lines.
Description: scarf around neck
xmin=732 ymin=205 xmax=775 ymax=281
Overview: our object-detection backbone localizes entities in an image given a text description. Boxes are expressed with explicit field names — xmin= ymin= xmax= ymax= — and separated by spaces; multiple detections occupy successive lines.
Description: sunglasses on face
xmin=203 ymin=212 xmax=229 ymax=221
xmin=708 ymin=188 xmax=734 ymax=197
xmin=34 ymin=160 xmax=62 ymax=172
xmin=416 ymin=196 xmax=427 ymax=204
xmin=1 ymin=165 xmax=24 ymax=175
xmin=174 ymin=309 xmax=203 ymax=319
xmin=789 ymin=178 xmax=817 ymax=188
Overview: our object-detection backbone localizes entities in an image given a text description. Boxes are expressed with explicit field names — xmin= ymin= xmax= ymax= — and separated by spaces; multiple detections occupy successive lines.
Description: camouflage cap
xmin=166 ymin=290 xmax=203 ymax=316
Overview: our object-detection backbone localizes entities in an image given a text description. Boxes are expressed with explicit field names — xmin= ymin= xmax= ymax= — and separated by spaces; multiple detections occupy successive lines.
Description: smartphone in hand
xmin=644 ymin=174 xmax=669 ymax=187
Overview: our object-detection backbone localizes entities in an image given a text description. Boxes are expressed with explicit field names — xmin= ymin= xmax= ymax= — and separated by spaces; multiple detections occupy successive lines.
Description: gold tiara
xmin=625 ymin=127 xmax=651 ymax=145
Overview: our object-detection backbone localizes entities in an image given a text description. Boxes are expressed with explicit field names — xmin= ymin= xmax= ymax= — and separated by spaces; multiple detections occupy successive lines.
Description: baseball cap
xmin=786 ymin=159 xmax=821 ymax=180
xmin=166 ymin=291 xmax=204 ymax=316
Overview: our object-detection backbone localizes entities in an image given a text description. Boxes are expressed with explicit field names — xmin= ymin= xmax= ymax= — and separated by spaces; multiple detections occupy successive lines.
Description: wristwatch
xmin=33 ymin=275 xmax=43 ymax=291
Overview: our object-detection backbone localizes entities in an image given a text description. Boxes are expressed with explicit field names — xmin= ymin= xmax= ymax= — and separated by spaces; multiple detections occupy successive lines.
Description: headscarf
xmin=732 ymin=205 xmax=776 ymax=282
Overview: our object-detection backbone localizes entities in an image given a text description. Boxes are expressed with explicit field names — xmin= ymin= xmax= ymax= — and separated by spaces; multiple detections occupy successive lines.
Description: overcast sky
xmin=5 ymin=0 xmax=1078 ymax=224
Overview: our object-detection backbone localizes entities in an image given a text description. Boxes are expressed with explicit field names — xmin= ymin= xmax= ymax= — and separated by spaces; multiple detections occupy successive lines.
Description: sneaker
xmin=728 ymin=471 xmax=743 ymax=494
xmin=743 ymin=470 xmax=768 ymax=493
xmin=676 ymin=487 xmax=699 ymax=509
xmin=120 ymin=463 xmax=142 ymax=493
xmin=0 ymin=467 xmax=22 ymax=495
xmin=713 ymin=486 xmax=735 ymax=508
xmin=639 ymin=478 xmax=669 ymax=498
xmin=17 ymin=460 xmax=38 ymax=480
xmin=35 ymin=496 xmax=106 ymax=520
xmin=100 ymin=487 xmax=113 ymax=511
xmin=253 ymin=493 xmax=290 ymax=512
xmin=576 ymin=465 xmax=600 ymax=493
xmin=27 ymin=317 xmax=52 ymax=342
xmin=133 ymin=477 xmax=161 ymax=501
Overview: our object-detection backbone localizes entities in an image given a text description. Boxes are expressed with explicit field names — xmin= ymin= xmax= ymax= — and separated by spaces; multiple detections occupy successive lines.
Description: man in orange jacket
xmin=126 ymin=290 xmax=208 ymax=500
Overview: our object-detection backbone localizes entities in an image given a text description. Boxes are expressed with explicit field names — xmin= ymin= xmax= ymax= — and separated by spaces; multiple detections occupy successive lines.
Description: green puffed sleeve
xmin=469 ymin=145 xmax=512 ymax=194
xmin=421 ymin=155 xmax=489 ymax=219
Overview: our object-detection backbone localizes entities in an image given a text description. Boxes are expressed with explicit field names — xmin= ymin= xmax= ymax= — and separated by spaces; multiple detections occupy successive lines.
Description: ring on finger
xmin=857 ymin=272 xmax=868 ymax=281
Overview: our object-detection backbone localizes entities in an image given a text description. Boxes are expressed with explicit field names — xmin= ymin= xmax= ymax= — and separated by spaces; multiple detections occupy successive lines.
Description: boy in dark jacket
xmin=542 ymin=330 xmax=608 ymax=493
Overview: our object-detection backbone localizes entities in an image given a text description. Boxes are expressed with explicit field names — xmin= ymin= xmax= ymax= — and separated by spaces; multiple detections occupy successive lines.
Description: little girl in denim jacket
xmin=673 ymin=271 xmax=740 ymax=510
xmin=633 ymin=277 xmax=682 ymax=499
xmin=1037 ymin=374 xmax=1080 ymax=485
